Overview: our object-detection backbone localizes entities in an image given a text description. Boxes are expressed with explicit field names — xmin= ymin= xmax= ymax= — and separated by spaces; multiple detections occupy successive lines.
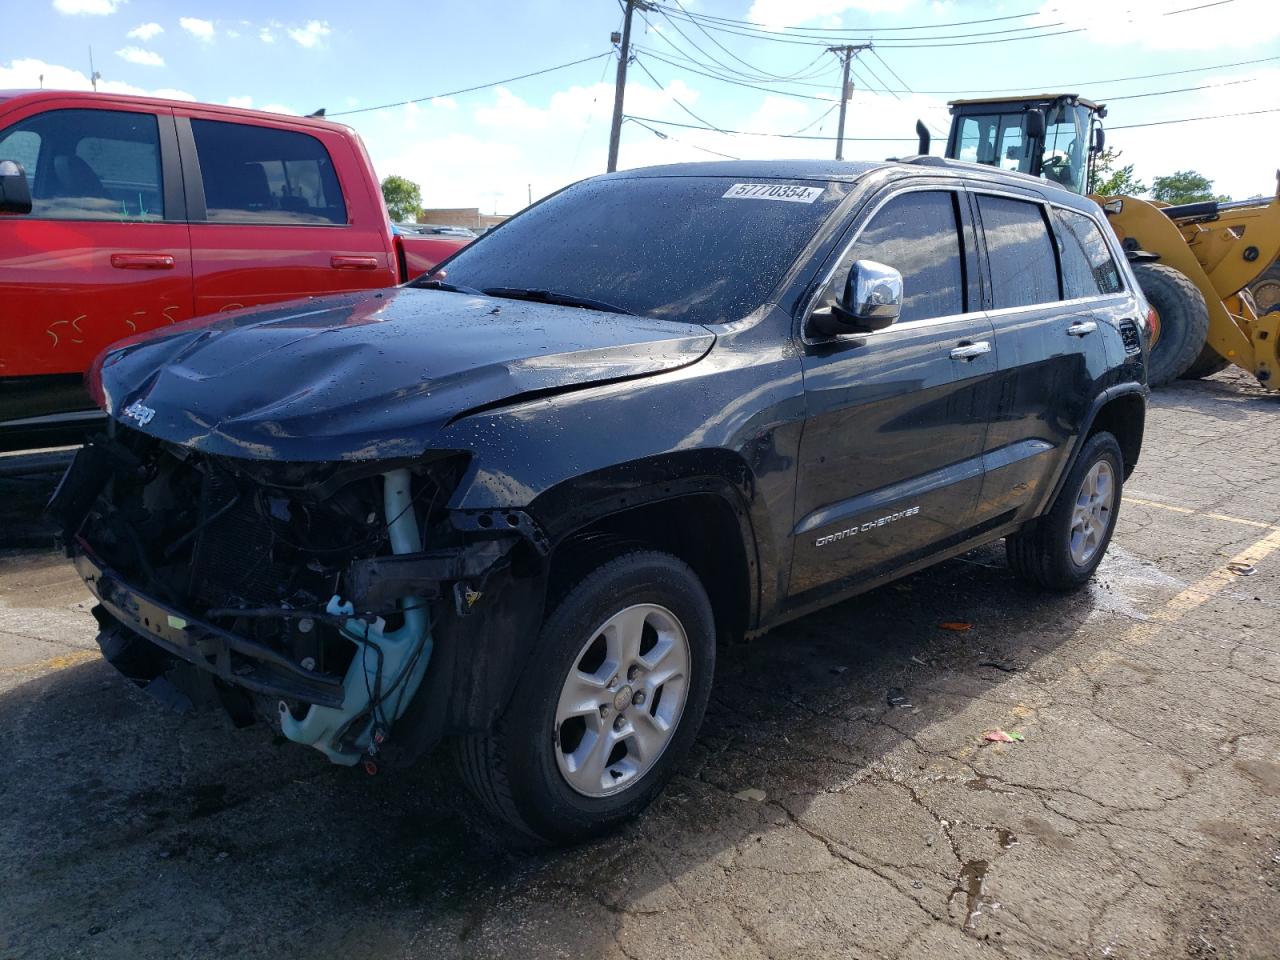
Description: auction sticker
xmin=722 ymin=182 xmax=824 ymax=203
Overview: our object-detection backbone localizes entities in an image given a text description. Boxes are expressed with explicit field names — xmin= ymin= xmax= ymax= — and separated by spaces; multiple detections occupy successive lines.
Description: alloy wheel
xmin=1069 ymin=460 xmax=1115 ymax=566
xmin=553 ymin=603 xmax=691 ymax=798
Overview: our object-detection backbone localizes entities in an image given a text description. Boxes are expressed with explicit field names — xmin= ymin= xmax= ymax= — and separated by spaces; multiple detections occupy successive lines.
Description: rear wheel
xmin=1131 ymin=261 xmax=1209 ymax=386
xmin=1007 ymin=431 xmax=1123 ymax=590
xmin=1179 ymin=344 xmax=1231 ymax=380
xmin=455 ymin=550 xmax=715 ymax=845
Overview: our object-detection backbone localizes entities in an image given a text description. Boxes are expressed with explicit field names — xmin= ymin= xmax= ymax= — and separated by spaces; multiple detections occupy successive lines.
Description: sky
xmin=2 ymin=0 xmax=1278 ymax=213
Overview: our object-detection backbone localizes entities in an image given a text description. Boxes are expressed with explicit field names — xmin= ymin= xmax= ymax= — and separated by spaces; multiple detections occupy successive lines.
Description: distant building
xmin=419 ymin=208 xmax=509 ymax=231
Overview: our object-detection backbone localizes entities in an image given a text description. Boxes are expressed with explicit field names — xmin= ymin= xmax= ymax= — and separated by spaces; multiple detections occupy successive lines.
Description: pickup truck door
xmin=969 ymin=192 xmax=1113 ymax=525
xmin=789 ymin=187 xmax=996 ymax=605
xmin=0 ymin=101 xmax=192 ymax=424
xmin=175 ymin=112 xmax=396 ymax=315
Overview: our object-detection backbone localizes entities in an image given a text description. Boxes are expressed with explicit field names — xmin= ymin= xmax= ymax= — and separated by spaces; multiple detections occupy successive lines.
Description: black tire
xmin=1131 ymin=261 xmax=1209 ymax=386
xmin=1249 ymin=261 xmax=1280 ymax=316
xmin=1179 ymin=344 xmax=1231 ymax=380
xmin=454 ymin=550 xmax=715 ymax=845
xmin=1006 ymin=431 xmax=1124 ymax=591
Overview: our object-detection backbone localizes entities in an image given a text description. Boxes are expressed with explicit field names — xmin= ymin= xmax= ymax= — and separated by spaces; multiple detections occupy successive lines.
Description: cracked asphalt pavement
xmin=2 ymin=369 xmax=1278 ymax=960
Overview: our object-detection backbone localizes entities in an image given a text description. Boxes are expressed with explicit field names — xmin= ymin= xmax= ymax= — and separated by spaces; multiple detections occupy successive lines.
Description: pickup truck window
xmin=838 ymin=191 xmax=965 ymax=322
xmin=1054 ymin=208 xmax=1122 ymax=298
xmin=428 ymin=176 xmax=849 ymax=325
xmin=0 ymin=108 xmax=164 ymax=221
xmin=977 ymin=194 xmax=1059 ymax=309
xmin=191 ymin=119 xmax=346 ymax=225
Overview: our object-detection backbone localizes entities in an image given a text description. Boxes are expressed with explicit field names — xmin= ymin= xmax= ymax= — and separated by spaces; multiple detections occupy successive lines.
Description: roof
xmin=0 ymin=88 xmax=350 ymax=133
xmin=948 ymin=93 xmax=1104 ymax=112
xmin=607 ymin=155 xmax=1089 ymax=203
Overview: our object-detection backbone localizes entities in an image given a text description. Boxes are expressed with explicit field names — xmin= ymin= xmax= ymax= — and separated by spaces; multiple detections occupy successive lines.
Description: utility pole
xmin=827 ymin=44 xmax=871 ymax=161
xmin=607 ymin=0 xmax=652 ymax=173
xmin=88 ymin=46 xmax=101 ymax=92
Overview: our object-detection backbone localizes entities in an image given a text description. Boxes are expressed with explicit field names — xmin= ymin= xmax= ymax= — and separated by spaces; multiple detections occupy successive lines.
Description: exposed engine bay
xmin=50 ymin=426 xmax=539 ymax=770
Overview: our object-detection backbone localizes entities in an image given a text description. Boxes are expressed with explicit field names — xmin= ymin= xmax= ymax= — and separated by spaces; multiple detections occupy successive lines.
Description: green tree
xmin=1150 ymin=169 xmax=1231 ymax=204
xmin=1087 ymin=147 xmax=1147 ymax=197
xmin=381 ymin=175 xmax=422 ymax=223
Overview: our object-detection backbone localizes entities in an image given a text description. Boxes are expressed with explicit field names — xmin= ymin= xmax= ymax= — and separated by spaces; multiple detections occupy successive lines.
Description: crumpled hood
xmin=98 ymin=287 xmax=715 ymax=461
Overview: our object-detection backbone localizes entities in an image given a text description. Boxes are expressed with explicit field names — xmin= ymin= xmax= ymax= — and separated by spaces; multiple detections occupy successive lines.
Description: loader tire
xmin=1249 ymin=262 xmax=1280 ymax=316
xmin=1131 ymin=261 xmax=1209 ymax=386
xmin=1179 ymin=345 xmax=1231 ymax=380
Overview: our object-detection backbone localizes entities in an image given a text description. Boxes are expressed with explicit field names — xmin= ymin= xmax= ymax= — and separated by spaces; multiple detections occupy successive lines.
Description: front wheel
xmin=1006 ymin=431 xmax=1124 ymax=590
xmin=455 ymin=550 xmax=715 ymax=844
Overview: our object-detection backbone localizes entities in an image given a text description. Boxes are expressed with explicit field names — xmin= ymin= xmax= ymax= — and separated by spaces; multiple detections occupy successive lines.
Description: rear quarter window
xmin=1054 ymin=207 xmax=1123 ymax=298
xmin=191 ymin=119 xmax=347 ymax=225
xmin=977 ymin=194 xmax=1059 ymax=309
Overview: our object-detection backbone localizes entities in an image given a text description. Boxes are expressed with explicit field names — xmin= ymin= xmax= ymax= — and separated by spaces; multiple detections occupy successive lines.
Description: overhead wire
xmin=329 ymin=51 xmax=614 ymax=117
xmin=625 ymin=116 xmax=741 ymax=159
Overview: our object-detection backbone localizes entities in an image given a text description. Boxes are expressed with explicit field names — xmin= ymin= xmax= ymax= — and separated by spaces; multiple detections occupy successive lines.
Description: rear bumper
xmin=75 ymin=542 xmax=347 ymax=708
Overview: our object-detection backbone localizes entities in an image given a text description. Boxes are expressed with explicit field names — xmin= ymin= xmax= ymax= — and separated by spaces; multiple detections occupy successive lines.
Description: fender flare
xmin=1041 ymin=381 xmax=1148 ymax=512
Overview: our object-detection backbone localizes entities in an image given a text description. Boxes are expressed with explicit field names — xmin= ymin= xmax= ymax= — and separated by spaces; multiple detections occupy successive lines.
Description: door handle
xmin=110 ymin=253 xmax=175 ymax=270
xmin=950 ymin=341 xmax=991 ymax=360
xmin=1068 ymin=320 xmax=1098 ymax=337
xmin=330 ymin=255 xmax=379 ymax=270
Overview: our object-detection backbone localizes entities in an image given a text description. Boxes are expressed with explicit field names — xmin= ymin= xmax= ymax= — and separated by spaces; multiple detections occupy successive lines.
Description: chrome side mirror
xmin=810 ymin=259 xmax=904 ymax=336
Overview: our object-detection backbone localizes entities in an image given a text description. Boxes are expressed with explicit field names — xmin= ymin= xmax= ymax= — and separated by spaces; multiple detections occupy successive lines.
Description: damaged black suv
xmin=53 ymin=159 xmax=1149 ymax=844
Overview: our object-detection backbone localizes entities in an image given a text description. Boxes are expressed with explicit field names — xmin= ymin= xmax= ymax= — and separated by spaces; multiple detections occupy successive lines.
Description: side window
xmin=190 ymin=119 xmax=347 ymax=225
xmin=839 ymin=191 xmax=965 ymax=323
xmin=1054 ymin=208 xmax=1122 ymax=298
xmin=0 ymin=108 xmax=164 ymax=221
xmin=976 ymin=195 xmax=1059 ymax=309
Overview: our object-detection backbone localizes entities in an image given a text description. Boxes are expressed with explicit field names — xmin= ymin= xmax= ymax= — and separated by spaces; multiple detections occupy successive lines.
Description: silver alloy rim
xmin=553 ymin=603 xmax=691 ymax=798
xmin=1069 ymin=460 xmax=1115 ymax=566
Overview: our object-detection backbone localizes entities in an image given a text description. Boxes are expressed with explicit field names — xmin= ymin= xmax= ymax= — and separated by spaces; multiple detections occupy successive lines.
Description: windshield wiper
xmin=413 ymin=278 xmax=486 ymax=296
xmin=482 ymin=287 xmax=633 ymax=315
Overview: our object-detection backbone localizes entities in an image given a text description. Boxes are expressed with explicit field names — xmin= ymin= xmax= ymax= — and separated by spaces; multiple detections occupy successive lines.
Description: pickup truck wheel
xmin=1130 ymin=261 xmax=1209 ymax=386
xmin=455 ymin=550 xmax=715 ymax=845
xmin=1006 ymin=431 xmax=1123 ymax=591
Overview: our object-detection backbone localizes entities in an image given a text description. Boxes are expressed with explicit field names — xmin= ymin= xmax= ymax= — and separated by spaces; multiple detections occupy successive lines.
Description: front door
xmin=789 ymin=188 xmax=996 ymax=603
xmin=0 ymin=103 xmax=192 ymax=422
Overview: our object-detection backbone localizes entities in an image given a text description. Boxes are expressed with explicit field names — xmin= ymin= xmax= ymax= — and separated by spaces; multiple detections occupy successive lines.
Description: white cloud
xmin=179 ymin=17 xmax=214 ymax=41
xmin=0 ymin=57 xmax=193 ymax=101
xmin=126 ymin=22 xmax=162 ymax=40
xmin=226 ymin=28 xmax=240 ymax=38
xmin=287 ymin=20 xmax=331 ymax=48
xmin=1032 ymin=0 xmax=1280 ymax=50
xmin=226 ymin=95 xmax=253 ymax=108
xmin=258 ymin=27 xmax=274 ymax=43
xmin=115 ymin=46 xmax=164 ymax=67
xmin=52 ymin=0 xmax=122 ymax=14
xmin=747 ymin=0 xmax=912 ymax=28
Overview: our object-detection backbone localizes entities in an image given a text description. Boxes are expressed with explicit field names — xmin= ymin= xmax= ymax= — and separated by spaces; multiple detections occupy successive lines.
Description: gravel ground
xmin=1 ymin=368 xmax=1277 ymax=960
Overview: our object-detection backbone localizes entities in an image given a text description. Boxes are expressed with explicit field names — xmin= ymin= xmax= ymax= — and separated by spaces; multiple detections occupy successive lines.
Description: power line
xmin=635 ymin=46 xmax=838 ymax=101
xmin=1110 ymin=105 xmax=1280 ymax=129
xmin=329 ymin=52 xmax=613 ymax=117
xmin=649 ymin=1 xmax=1045 ymax=33
xmin=631 ymin=54 xmax=724 ymax=131
xmin=625 ymin=116 xmax=741 ymax=159
xmin=626 ymin=113 xmax=914 ymax=141
xmin=1106 ymin=77 xmax=1258 ymax=101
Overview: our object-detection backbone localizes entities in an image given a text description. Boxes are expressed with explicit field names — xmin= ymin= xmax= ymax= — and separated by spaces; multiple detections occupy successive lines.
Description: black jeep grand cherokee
xmin=53 ymin=158 xmax=1149 ymax=843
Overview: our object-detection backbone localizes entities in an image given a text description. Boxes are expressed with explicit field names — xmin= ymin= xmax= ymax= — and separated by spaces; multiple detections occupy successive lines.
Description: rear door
xmin=177 ymin=112 xmax=395 ymax=315
xmin=789 ymin=186 xmax=996 ymax=603
xmin=0 ymin=102 xmax=191 ymax=421
xmin=970 ymin=190 xmax=1110 ymax=524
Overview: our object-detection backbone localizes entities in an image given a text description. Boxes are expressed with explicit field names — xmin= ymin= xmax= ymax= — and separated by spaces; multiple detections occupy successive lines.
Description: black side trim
xmin=174 ymin=115 xmax=207 ymax=221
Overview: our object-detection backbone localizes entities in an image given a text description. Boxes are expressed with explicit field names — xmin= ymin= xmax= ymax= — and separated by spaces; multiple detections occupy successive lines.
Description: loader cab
xmin=944 ymin=94 xmax=1106 ymax=196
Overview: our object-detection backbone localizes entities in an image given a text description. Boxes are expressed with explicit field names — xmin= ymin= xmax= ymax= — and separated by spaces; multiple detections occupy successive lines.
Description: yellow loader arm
xmin=1091 ymin=176 xmax=1280 ymax=390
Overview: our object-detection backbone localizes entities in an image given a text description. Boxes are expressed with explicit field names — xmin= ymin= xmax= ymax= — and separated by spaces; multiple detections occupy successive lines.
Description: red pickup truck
xmin=0 ymin=90 xmax=467 ymax=450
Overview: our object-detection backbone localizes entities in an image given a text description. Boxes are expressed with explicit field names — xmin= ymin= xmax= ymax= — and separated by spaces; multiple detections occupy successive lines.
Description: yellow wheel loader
xmin=922 ymin=94 xmax=1280 ymax=390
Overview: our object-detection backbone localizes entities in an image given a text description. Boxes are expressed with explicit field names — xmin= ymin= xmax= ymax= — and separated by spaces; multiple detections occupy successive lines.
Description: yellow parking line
xmin=0 ymin=648 xmax=98 ymax=676
xmin=967 ymin=523 xmax=1280 ymax=754
xmin=1124 ymin=494 xmax=1279 ymax=530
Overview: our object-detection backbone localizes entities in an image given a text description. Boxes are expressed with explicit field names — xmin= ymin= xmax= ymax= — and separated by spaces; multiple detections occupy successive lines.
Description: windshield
xmin=954 ymin=103 xmax=1090 ymax=195
xmin=418 ymin=175 xmax=852 ymax=325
